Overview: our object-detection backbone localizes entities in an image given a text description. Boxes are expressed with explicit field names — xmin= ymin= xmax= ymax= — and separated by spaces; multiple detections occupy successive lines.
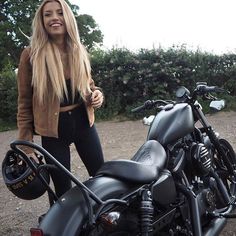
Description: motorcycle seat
xmin=95 ymin=140 xmax=167 ymax=184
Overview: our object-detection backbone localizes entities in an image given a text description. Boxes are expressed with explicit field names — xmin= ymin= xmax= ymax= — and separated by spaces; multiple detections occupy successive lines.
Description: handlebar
xmin=194 ymin=84 xmax=226 ymax=95
xmin=131 ymin=100 xmax=171 ymax=113
xmin=131 ymin=100 xmax=153 ymax=112
xmin=131 ymin=104 xmax=146 ymax=113
xmin=131 ymin=82 xmax=229 ymax=113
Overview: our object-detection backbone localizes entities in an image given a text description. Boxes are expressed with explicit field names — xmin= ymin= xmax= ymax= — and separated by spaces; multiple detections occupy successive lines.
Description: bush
xmin=91 ymin=46 xmax=236 ymax=120
xmin=1 ymin=45 xmax=236 ymax=127
xmin=0 ymin=63 xmax=17 ymax=122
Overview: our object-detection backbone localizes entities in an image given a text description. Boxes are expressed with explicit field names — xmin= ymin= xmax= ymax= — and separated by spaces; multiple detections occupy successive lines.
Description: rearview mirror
xmin=143 ymin=115 xmax=155 ymax=126
xmin=209 ymin=100 xmax=225 ymax=111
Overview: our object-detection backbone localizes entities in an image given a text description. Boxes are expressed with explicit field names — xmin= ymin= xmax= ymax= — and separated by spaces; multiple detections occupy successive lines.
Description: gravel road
xmin=0 ymin=112 xmax=236 ymax=235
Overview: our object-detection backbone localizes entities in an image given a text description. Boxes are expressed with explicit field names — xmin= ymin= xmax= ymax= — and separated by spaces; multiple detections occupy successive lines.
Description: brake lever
xmin=203 ymin=93 xmax=217 ymax=101
xmin=208 ymin=93 xmax=218 ymax=100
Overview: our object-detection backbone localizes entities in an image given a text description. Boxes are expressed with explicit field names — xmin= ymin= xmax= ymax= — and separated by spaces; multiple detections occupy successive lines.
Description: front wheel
xmin=214 ymin=138 xmax=236 ymax=201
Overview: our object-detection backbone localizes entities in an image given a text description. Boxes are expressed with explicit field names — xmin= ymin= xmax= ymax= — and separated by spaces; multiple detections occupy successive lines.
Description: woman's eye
xmin=43 ymin=10 xmax=63 ymax=17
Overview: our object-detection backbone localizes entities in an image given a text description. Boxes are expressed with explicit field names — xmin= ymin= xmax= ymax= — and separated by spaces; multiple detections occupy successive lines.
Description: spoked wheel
xmin=214 ymin=138 xmax=236 ymax=201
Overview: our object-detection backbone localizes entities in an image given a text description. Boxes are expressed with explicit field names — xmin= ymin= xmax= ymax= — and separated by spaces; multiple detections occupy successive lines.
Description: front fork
xmin=194 ymin=106 xmax=236 ymax=207
xmin=194 ymin=106 xmax=236 ymax=176
xmin=209 ymin=168 xmax=231 ymax=206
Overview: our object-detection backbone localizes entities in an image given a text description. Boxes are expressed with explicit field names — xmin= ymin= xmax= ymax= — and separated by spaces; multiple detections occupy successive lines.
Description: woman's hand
xmin=90 ymin=90 xmax=104 ymax=109
xmin=27 ymin=152 xmax=39 ymax=163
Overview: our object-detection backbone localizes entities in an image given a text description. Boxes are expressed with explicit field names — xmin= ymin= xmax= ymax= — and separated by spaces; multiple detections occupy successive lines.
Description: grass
xmin=0 ymin=119 xmax=17 ymax=132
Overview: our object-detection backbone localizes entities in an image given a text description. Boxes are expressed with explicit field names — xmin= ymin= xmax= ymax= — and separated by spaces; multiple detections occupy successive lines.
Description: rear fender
xmin=39 ymin=176 xmax=136 ymax=236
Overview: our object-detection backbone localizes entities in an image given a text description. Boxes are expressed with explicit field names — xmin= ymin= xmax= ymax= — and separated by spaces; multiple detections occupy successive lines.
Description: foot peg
xmin=209 ymin=212 xmax=236 ymax=218
xmin=220 ymin=213 xmax=236 ymax=218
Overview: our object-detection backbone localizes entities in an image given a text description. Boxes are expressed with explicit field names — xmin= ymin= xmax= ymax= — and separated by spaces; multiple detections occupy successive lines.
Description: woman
xmin=17 ymin=0 xmax=104 ymax=198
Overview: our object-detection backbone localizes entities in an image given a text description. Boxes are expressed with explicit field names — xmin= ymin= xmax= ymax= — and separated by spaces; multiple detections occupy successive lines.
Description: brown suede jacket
xmin=17 ymin=47 xmax=100 ymax=145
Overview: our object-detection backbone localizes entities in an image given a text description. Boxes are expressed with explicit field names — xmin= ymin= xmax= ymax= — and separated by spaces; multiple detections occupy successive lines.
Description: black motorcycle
xmin=2 ymin=82 xmax=236 ymax=236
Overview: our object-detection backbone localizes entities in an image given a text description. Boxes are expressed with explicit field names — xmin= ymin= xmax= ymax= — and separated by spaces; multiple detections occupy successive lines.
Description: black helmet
xmin=2 ymin=150 xmax=50 ymax=200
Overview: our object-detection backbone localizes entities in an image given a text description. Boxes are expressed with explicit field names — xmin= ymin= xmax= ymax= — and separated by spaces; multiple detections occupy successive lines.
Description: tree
xmin=77 ymin=14 xmax=103 ymax=50
xmin=69 ymin=3 xmax=104 ymax=50
xmin=0 ymin=0 xmax=36 ymax=69
xmin=0 ymin=0 xmax=103 ymax=70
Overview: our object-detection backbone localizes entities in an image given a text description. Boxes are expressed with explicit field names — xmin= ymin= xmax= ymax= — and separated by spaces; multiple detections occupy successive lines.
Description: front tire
xmin=214 ymin=138 xmax=236 ymax=201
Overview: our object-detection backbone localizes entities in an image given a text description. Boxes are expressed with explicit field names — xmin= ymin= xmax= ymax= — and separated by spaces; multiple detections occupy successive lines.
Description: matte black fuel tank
xmin=147 ymin=103 xmax=194 ymax=145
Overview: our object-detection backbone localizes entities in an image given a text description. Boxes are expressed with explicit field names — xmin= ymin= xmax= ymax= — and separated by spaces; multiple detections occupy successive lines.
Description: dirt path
xmin=0 ymin=112 xmax=236 ymax=235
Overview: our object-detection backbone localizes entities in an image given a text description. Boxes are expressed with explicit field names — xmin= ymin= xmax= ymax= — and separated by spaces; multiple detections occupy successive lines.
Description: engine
xmin=191 ymin=143 xmax=212 ymax=176
xmin=168 ymin=131 xmax=213 ymax=177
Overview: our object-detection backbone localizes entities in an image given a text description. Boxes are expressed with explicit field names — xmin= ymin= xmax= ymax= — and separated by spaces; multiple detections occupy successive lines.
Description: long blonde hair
xmin=30 ymin=0 xmax=92 ymax=103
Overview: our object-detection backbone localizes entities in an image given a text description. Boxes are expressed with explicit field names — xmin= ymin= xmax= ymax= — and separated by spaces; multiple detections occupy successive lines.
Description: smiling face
xmin=42 ymin=1 xmax=66 ymax=40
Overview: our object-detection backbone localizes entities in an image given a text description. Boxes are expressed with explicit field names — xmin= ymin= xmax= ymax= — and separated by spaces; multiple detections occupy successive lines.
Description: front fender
xmin=39 ymin=176 xmax=136 ymax=236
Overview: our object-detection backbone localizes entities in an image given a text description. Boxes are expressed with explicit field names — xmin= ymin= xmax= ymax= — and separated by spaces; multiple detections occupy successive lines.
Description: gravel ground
xmin=0 ymin=112 xmax=236 ymax=235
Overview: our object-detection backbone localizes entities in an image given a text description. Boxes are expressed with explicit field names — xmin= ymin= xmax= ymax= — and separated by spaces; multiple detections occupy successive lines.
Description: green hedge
xmin=91 ymin=46 xmax=236 ymax=119
xmin=0 ymin=63 xmax=17 ymax=122
xmin=1 ymin=46 xmax=236 ymax=128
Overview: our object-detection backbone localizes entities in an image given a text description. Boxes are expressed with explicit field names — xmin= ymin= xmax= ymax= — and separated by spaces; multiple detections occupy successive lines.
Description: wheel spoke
xmin=215 ymin=139 xmax=236 ymax=198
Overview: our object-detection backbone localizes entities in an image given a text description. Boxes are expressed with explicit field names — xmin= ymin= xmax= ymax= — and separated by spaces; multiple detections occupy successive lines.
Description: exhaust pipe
xmin=203 ymin=218 xmax=227 ymax=236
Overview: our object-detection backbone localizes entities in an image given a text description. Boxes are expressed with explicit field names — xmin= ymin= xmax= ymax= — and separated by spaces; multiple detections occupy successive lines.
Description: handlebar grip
xmin=214 ymin=87 xmax=227 ymax=93
xmin=131 ymin=100 xmax=156 ymax=113
xmin=131 ymin=105 xmax=145 ymax=113
xmin=198 ymin=85 xmax=215 ymax=93
xmin=197 ymin=85 xmax=225 ymax=94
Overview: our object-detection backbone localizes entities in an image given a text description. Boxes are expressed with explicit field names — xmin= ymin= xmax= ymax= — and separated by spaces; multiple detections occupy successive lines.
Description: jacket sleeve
xmin=17 ymin=47 xmax=34 ymax=147
xmin=88 ymin=78 xmax=104 ymax=104
xmin=89 ymin=78 xmax=102 ymax=92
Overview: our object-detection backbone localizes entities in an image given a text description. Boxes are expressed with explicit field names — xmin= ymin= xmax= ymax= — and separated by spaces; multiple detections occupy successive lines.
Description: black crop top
xmin=60 ymin=79 xmax=82 ymax=107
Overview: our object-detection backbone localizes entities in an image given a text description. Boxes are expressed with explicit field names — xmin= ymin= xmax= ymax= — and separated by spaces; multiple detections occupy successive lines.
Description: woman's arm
xmin=17 ymin=47 xmax=34 ymax=145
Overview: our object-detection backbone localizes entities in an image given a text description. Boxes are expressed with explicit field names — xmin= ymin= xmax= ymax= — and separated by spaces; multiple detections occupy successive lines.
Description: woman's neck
xmin=50 ymin=36 xmax=67 ymax=53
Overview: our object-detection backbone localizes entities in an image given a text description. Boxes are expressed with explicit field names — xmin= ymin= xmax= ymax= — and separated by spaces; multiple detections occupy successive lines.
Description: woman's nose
xmin=51 ymin=12 xmax=59 ymax=20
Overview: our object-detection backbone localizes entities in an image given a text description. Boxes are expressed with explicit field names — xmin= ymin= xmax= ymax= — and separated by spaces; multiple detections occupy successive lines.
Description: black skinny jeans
xmin=41 ymin=103 xmax=104 ymax=198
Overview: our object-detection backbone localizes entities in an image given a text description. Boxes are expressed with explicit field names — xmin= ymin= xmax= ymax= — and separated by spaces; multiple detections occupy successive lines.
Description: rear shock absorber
xmin=140 ymin=189 xmax=154 ymax=236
